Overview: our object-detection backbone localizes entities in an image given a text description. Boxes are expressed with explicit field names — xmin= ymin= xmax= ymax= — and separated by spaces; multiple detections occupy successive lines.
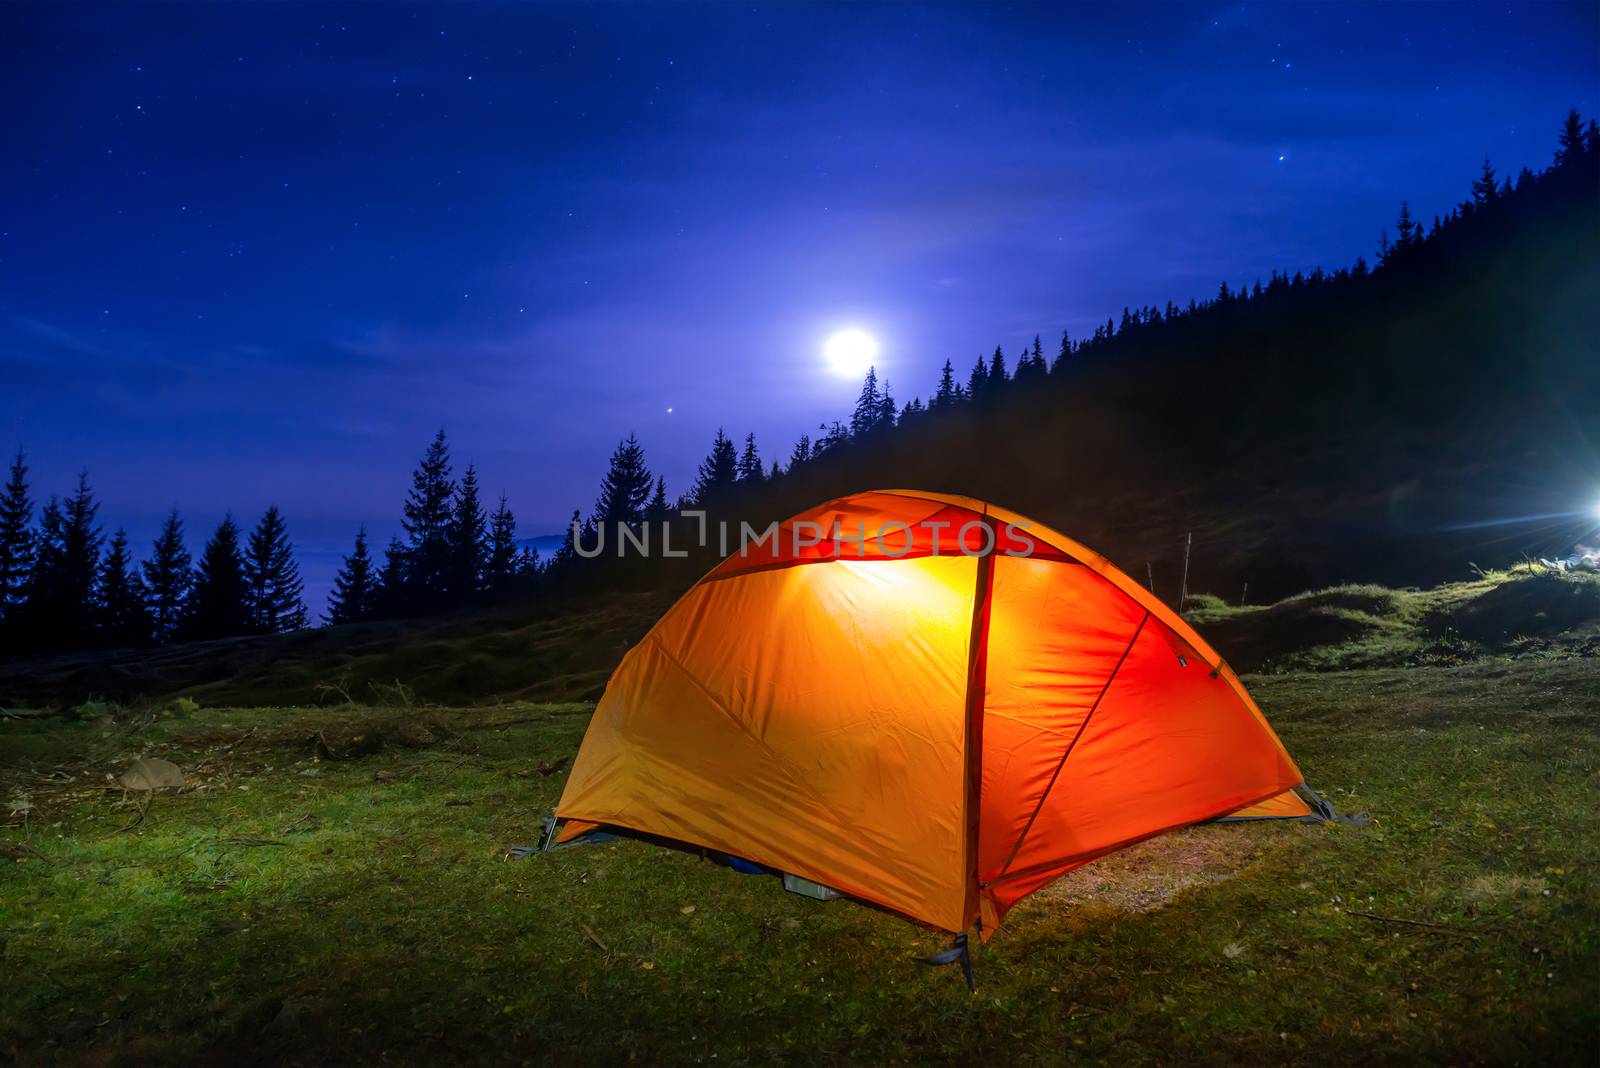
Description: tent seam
xmin=991 ymin=609 xmax=1151 ymax=882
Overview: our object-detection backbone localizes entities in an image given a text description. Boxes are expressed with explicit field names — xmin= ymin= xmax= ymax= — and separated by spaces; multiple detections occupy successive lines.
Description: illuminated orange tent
xmin=553 ymin=490 xmax=1335 ymax=937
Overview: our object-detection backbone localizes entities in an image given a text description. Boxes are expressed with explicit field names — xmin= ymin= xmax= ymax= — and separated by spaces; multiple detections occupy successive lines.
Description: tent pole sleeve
xmin=961 ymin=517 xmax=996 ymax=928
xmin=993 ymin=610 xmax=1150 ymax=881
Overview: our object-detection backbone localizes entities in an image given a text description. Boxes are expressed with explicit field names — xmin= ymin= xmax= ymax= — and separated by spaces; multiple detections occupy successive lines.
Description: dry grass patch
xmin=1030 ymin=824 xmax=1286 ymax=913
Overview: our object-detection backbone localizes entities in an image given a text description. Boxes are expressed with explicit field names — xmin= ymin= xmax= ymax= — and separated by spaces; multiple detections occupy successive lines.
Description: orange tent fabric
xmin=555 ymin=490 xmax=1308 ymax=934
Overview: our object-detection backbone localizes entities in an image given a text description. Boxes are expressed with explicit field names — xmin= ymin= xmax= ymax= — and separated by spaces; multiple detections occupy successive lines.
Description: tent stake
xmin=915 ymin=932 xmax=975 ymax=993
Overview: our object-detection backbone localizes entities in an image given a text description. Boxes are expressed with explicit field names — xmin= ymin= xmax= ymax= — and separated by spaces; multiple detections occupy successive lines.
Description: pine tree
xmin=594 ymin=434 xmax=653 ymax=527
xmin=243 ymin=506 xmax=305 ymax=633
xmin=96 ymin=528 xmax=151 ymax=646
xmin=966 ymin=354 xmax=989 ymax=400
xmin=851 ymin=367 xmax=882 ymax=435
xmin=1014 ymin=335 xmax=1046 ymax=385
xmin=326 ymin=527 xmax=377 ymax=624
xmin=374 ymin=537 xmax=409 ymax=616
xmin=1556 ymin=108 xmax=1585 ymax=166
xmin=691 ymin=430 xmax=739 ymax=507
xmin=737 ymin=433 xmax=764 ymax=483
xmin=789 ymin=435 xmax=812 ymax=467
xmin=184 ymin=515 xmax=250 ymax=640
xmin=552 ymin=508 xmax=584 ymax=567
xmin=933 ymin=360 xmax=958 ymax=407
xmin=987 ymin=345 xmax=1008 ymax=389
xmin=23 ymin=473 xmax=102 ymax=649
xmin=768 ymin=459 xmax=782 ymax=480
xmin=1471 ymin=157 xmax=1498 ymax=207
xmin=646 ymin=476 xmax=669 ymax=520
xmin=484 ymin=497 xmax=520 ymax=592
xmin=1395 ymin=201 xmax=1417 ymax=247
xmin=401 ymin=430 xmax=455 ymax=608
xmin=27 ymin=496 xmax=63 ymax=623
xmin=1052 ymin=331 xmax=1072 ymax=374
xmin=877 ymin=381 xmax=896 ymax=429
xmin=0 ymin=450 xmax=33 ymax=625
xmin=142 ymin=509 xmax=191 ymax=642
xmin=447 ymin=464 xmax=487 ymax=600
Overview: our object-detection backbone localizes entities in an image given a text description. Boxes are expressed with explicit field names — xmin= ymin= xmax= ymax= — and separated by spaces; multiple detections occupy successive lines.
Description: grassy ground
xmin=0 ymin=590 xmax=676 ymax=711
xmin=1183 ymin=569 xmax=1600 ymax=673
xmin=2 ymin=655 xmax=1596 ymax=1066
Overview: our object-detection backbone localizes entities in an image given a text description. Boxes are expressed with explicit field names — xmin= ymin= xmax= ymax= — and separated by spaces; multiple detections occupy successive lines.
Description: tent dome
xmin=555 ymin=490 xmax=1310 ymax=933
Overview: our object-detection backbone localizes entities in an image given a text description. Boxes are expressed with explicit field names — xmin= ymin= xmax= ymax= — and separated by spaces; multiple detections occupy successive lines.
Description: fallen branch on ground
xmin=1346 ymin=909 xmax=1486 ymax=937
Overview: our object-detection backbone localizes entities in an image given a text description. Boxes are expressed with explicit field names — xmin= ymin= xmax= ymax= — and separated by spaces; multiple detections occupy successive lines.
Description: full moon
xmin=823 ymin=328 xmax=880 ymax=378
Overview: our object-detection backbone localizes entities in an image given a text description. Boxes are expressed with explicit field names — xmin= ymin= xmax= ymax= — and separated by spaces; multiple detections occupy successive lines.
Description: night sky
xmin=3 ymin=2 xmax=1597 ymax=609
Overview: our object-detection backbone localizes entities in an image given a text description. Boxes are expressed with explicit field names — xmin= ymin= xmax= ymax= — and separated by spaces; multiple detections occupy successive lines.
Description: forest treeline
xmin=2 ymin=112 xmax=1595 ymax=659
xmin=0 ymin=431 xmax=550 ymax=656
xmin=546 ymin=109 xmax=1600 ymax=590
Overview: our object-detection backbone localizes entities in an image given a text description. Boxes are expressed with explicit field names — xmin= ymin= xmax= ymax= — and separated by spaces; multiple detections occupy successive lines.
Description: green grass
xmin=1184 ymin=570 xmax=1600 ymax=673
xmin=3 ymin=657 xmax=1597 ymax=1065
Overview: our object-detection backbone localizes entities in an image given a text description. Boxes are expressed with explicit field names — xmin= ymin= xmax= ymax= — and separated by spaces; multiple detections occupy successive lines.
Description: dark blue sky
xmin=3 ymin=2 xmax=1596 ymax=595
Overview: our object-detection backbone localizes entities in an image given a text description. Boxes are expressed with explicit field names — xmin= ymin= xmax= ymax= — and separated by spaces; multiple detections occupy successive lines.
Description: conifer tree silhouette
xmin=850 ymin=368 xmax=883 ymax=435
xmin=788 ymin=434 xmax=812 ymax=467
xmin=96 ymin=528 xmax=151 ymax=646
xmin=595 ymin=434 xmax=653 ymax=526
xmin=1471 ymin=157 xmax=1498 ymax=207
xmin=243 ymin=506 xmax=306 ymax=632
xmin=23 ymin=473 xmax=102 ymax=649
xmin=987 ymin=345 xmax=1008 ymax=389
xmin=327 ymin=527 xmax=377 ymax=624
xmin=183 ymin=515 xmax=249 ymax=640
xmin=932 ymin=360 xmax=958 ymax=408
xmin=0 ymin=449 xmax=33 ymax=627
xmin=691 ymin=430 xmax=739 ymax=507
xmin=1556 ymin=108 xmax=1585 ymax=165
xmin=401 ymin=430 xmax=455 ymax=609
xmin=1395 ymin=202 xmax=1417 ymax=247
xmin=553 ymin=508 xmax=584 ymax=567
xmin=375 ymin=537 xmax=409 ymax=617
xmin=737 ymin=433 xmax=765 ymax=483
xmin=447 ymin=464 xmax=488 ymax=601
xmin=877 ymin=381 xmax=896 ymax=429
xmin=484 ymin=496 xmax=520 ymax=592
xmin=142 ymin=509 xmax=191 ymax=643
xmin=1052 ymin=331 xmax=1072 ymax=374
xmin=25 ymin=496 xmax=62 ymax=628
xmin=966 ymin=353 xmax=989 ymax=399
xmin=1014 ymin=335 xmax=1046 ymax=385
xmin=646 ymin=476 xmax=669 ymax=520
